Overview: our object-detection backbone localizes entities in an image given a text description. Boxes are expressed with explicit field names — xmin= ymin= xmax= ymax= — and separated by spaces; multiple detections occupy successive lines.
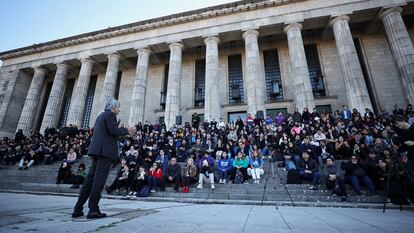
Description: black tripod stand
xmin=261 ymin=158 xmax=276 ymax=206
xmin=382 ymin=153 xmax=414 ymax=213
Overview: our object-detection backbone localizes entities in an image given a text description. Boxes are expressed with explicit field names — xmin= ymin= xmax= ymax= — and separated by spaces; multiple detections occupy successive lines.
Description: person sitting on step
xmin=128 ymin=166 xmax=148 ymax=197
xmin=149 ymin=162 xmax=163 ymax=192
xmin=297 ymin=151 xmax=320 ymax=190
xmin=56 ymin=160 xmax=72 ymax=184
xmin=230 ymin=151 xmax=249 ymax=184
xmin=324 ymin=157 xmax=347 ymax=201
xmin=197 ymin=160 xmax=215 ymax=189
xmin=70 ymin=163 xmax=88 ymax=188
xmin=105 ymin=163 xmax=129 ymax=195
xmin=247 ymin=150 xmax=264 ymax=184
xmin=18 ymin=149 xmax=35 ymax=170
xmin=182 ymin=157 xmax=197 ymax=193
xmin=160 ymin=157 xmax=182 ymax=192
xmin=218 ymin=150 xmax=232 ymax=184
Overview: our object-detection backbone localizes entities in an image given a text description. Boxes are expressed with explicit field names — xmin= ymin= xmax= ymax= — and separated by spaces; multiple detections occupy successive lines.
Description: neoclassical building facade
xmin=0 ymin=0 xmax=413 ymax=137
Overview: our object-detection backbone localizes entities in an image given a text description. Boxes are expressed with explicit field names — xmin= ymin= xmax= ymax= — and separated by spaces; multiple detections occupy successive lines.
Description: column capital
xmin=283 ymin=23 xmax=302 ymax=33
xmin=329 ymin=15 xmax=350 ymax=27
xmin=204 ymin=36 xmax=220 ymax=45
xmin=55 ymin=62 xmax=70 ymax=70
xmin=136 ymin=48 xmax=151 ymax=55
xmin=107 ymin=52 xmax=122 ymax=61
xmin=242 ymin=29 xmax=259 ymax=39
xmin=380 ymin=7 xmax=402 ymax=20
xmin=80 ymin=57 xmax=95 ymax=64
xmin=32 ymin=66 xmax=47 ymax=75
xmin=168 ymin=42 xmax=184 ymax=50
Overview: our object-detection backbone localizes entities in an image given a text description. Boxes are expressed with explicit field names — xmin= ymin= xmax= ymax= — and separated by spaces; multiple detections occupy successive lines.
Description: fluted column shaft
xmin=381 ymin=7 xmax=414 ymax=104
xmin=16 ymin=67 xmax=47 ymax=135
xmin=243 ymin=30 xmax=266 ymax=116
xmin=129 ymin=48 xmax=151 ymax=125
xmin=40 ymin=63 xmax=69 ymax=133
xmin=284 ymin=23 xmax=315 ymax=111
xmin=204 ymin=36 xmax=221 ymax=122
xmin=66 ymin=58 xmax=94 ymax=126
xmin=164 ymin=42 xmax=183 ymax=129
xmin=101 ymin=53 xmax=121 ymax=110
xmin=330 ymin=15 xmax=372 ymax=113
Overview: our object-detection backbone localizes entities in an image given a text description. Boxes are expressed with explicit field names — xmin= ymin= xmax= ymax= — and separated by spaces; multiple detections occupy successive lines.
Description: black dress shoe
xmin=71 ymin=211 xmax=84 ymax=218
xmin=87 ymin=211 xmax=107 ymax=219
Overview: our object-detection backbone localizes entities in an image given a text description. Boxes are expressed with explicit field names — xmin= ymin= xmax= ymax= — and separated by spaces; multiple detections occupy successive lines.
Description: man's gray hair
xmin=105 ymin=97 xmax=120 ymax=111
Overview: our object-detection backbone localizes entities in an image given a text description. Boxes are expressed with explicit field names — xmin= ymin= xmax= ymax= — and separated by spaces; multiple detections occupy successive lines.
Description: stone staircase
xmin=0 ymin=157 xmax=389 ymax=208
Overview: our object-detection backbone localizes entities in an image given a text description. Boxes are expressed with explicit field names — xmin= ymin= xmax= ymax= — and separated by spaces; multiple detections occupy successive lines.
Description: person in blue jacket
xmin=218 ymin=150 xmax=233 ymax=184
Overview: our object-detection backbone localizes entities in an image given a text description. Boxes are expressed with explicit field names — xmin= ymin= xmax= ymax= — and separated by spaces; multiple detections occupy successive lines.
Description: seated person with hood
xmin=324 ymin=157 xmax=347 ymax=201
xmin=197 ymin=160 xmax=215 ymax=189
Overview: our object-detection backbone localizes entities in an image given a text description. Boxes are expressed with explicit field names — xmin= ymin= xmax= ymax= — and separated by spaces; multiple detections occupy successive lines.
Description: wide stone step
xmin=0 ymin=182 xmax=385 ymax=204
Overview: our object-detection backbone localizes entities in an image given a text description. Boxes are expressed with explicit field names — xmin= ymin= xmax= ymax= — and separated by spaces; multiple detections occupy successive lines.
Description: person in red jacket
xmin=149 ymin=162 xmax=163 ymax=192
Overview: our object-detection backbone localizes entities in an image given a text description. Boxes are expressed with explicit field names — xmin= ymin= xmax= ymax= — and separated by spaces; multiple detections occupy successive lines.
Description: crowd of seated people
xmin=0 ymin=104 xmax=413 ymax=204
xmin=0 ymin=125 xmax=91 ymax=169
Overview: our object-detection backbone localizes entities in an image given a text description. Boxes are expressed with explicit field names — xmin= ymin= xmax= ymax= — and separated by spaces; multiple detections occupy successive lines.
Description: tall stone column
xmin=40 ymin=63 xmax=69 ymax=133
xmin=66 ymin=58 xmax=94 ymax=127
xmin=380 ymin=7 xmax=414 ymax=104
xmin=129 ymin=48 xmax=151 ymax=125
xmin=204 ymin=36 xmax=221 ymax=122
xmin=330 ymin=15 xmax=372 ymax=113
xmin=164 ymin=42 xmax=183 ymax=129
xmin=16 ymin=66 xmax=47 ymax=135
xmin=284 ymin=23 xmax=315 ymax=111
xmin=101 ymin=53 xmax=121 ymax=110
xmin=242 ymin=30 xmax=266 ymax=116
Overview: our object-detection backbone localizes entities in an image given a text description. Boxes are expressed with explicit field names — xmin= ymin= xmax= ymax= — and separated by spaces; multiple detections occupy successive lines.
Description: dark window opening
xmin=81 ymin=75 xmax=98 ymax=128
xmin=316 ymin=104 xmax=332 ymax=114
xmin=266 ymin=108 xmax=288 ymax=118
xmin=194 ymin=59 xmax=206 ymax=107
xmin=263 ymin=49 xmax=283 ymax=101
xmin=35 ymin=81 xmax=53 ymax=131
xmin=58 ymin=79 xmax=75 ymax=128
xmin=304 ymin=44 xmax=326 ymax=97
xmin=228 ymin=54 xmax=244 ymax=104
xmin=114 ymin=71 xmax=122 ymax=100
xmin=160 ymin=64 xmax=169 ymax=110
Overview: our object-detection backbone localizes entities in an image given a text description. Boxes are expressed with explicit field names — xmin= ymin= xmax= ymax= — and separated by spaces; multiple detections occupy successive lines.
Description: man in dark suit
xmin=340 ymin=105 xmax=352 ymax=124
xmin=72 ymin=98 xmax=136 ymax=219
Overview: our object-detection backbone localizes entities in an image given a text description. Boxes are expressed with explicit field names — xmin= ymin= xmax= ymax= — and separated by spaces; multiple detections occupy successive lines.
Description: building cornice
xmin=0 ymin=0 xmax=304 ymax=60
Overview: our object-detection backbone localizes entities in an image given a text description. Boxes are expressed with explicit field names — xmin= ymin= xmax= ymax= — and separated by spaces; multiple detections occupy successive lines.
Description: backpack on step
xmin=234 ymin=169 xmax=244 ymax=184
xmin=138 ymin=186 xmax=150 ymax=197
xmin=286 ymin=169 xmax=302 ymax=184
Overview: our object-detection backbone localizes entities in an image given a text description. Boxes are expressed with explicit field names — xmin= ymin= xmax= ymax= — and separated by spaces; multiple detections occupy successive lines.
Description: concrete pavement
xmin=0 ymin=192 xmax=413 ymax=233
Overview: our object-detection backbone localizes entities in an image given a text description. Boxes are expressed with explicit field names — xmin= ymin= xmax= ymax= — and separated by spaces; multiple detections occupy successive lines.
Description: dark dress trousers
xmin=74 ymin=110 xmax=128 ymax=213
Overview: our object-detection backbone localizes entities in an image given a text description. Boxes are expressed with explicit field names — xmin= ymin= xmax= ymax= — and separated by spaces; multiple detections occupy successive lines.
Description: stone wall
xmin=1 ymin=71 xmax=31 ymax=134
xmin=360 ymin=34 xmax=406 ymax=110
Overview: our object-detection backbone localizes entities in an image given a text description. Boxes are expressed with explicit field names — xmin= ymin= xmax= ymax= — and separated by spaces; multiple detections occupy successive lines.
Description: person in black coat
xmin=72 ymin=98 xmax=135 ymax=219
xmin=161 ymin=157 xmax=182 ymax=191
xmin=297 ymin=151 xmax=320 ymax=190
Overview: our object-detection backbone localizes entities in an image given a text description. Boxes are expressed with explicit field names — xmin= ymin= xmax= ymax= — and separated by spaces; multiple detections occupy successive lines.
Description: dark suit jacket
xmin=87 ymin=110 xmax=129 ymax=160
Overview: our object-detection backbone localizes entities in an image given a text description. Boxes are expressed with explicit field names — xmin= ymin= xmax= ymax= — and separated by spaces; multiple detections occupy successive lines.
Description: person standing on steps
xmin=72 ymin=98 xmax=136 ymax=219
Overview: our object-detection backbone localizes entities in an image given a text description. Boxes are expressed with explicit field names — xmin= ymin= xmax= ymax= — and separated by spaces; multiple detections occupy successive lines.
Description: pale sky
xmin=0 ymin=0 xmax=237 ymax=66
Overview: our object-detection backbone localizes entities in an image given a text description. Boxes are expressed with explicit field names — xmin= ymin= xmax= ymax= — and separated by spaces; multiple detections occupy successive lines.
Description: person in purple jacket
xmin=196 ymin=151 xmax=215 ymax=168
xmin=274 ymin=112 xmax=284 ymax=126
xmin=218 ymin=151 xmax=233 ymax=184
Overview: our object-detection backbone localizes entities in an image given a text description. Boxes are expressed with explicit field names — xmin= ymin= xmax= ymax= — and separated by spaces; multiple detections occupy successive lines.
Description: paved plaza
xmin=0 ymin=192 xmax=413 ymax=233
